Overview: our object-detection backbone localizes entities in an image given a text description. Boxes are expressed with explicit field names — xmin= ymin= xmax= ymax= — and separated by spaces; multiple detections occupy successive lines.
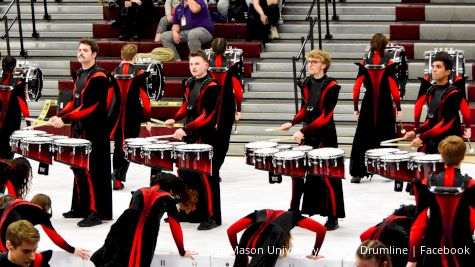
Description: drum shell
xmin=273 ymin=157 xmax=306 ymax=178
xmin=378 ymin=159 xmax=412 ymax=182
xmin=175 ymin=150 xmax=212 ymax=175
xmin=245 ymin=147 xmax=255 ymax=165
xmin=53 ymin=144 xmax=90 ymax=170
xmin=254 ymin=154 xmax=274 ymax=171
xmin=20 ymin=141 xmax=52 ymax=164
xmin=124 ymin=145 xmax=146 ymax=164
xmin=143 ymin=147 xmax=174 ymax=171
xmin=307 ymin=156 xmax=345 ymax=179
xmin=412 ymin=161 xmax=444 ymax=181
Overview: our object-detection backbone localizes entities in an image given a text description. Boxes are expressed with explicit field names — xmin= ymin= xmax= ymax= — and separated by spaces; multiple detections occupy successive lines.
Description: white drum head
xmin=273 ymin=150 xmax=305 ymax=160
xmin=176 ymin=144 xmax=213 ymax=152
xmin=412 ymin=154 xmax=442 ymax=163
xmin=308 ymin=148 xmax=345 ymax=159
xmin=22 ymin=136 xmax=53 ymax=144
xmin=245 ymin=141 xmax=277 ymax=150
xmin=53 ymin=138 xmax=91 ymax=146
xmin=143 ymin=144 xmax=173 ymax=151
xmin=254 ymin=148 xmax=279 ymax=157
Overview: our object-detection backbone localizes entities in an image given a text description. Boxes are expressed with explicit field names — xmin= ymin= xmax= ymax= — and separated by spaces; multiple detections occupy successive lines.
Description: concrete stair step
xmin=10 ymin=23 xmax=92 ymax=32
xmin=278 ymin=24 xmax=389 ymax=34
xmin=278 ymin=32 xmax=384 ymax=40
xmin=260 ymin=51 xmax=365 ymax=60
xmin=283 ymin=5 xmax=394 ymax=16
xmin=281 ymin=14 xmax=394 ymax=22
xmin=6 ymin=31 xmax=92 ymax=38
xmin=14 ymin=5 xmax=102 ymax=14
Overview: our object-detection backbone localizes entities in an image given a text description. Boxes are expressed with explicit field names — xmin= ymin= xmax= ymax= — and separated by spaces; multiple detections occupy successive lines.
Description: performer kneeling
xmin=280 ymin=49 xmax=344 ymax=230
xmin=227 ymin=209 xmax=325 ymax=267
xmin=407 ymin=135 xmax=475 ymax=267
xmin=91 ymin=172 xmax=197 ymax=266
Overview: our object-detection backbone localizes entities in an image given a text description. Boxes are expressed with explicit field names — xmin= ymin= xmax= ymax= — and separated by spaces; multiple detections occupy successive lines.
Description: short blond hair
xmin=121 ymin=44 xmax=138 ymax=61
xmin=307 ymin=49 xmax=331 ymax=73
xmin=6 ymin=220 xmax=40 ymax=248
xmin=438 ymin=135 xmax=466 ymax=166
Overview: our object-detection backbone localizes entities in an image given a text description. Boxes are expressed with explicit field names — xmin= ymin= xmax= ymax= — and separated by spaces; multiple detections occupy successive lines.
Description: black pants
xmin=112 ymin=126 xmax=130 ymax=182
xmin=246 ymin=4 xmax=280 ymax=42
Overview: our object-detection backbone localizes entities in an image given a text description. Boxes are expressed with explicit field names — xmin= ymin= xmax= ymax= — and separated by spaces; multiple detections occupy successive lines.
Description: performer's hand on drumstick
xmin=280 ymin=122 xmax=292 ymax=131
xmin=292 ymin=130 xmax=304 ymax=143
xmin=145 ymin=121 xmax=152 ymax=132
xmin=48 ymin=116 xmax=64 ymax=128
xmin=164 ymin=119 xmax=176 ymax=128
xmin=463 ymin=127 xmax=472 ymax=140
xmin=411 ymin=137 xmax=423 ymax=149
xmin=73 ymin=248 xmax=91 ymax=260
xmin=235 ymin=111 xmax=241 ymax=122
xmin=404 ymin=130 xmax=416 ymax=140
xmin=353 ymin=111 xmax=359 ymax=120
xmin=184 ymin=250 xmax=198 ymax=260
xmin=173 ymin=128 xmax=187 ymax=140
xmin=306 ymin=254 xmax=324 ymax=260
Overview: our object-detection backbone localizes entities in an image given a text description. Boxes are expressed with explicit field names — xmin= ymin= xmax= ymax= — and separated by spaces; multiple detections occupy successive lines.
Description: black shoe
xmin=197 ymin=217 xmax=218 ymax=230
xmin=324 ymin=217 xmax=339 ymax=231
xmin=77 ymin=213 xmax=102 ymax=227
xmin=62 ymin=210 xmax=86 ymax=219
xmin=350 ymin=176 xmax=361 ymax=183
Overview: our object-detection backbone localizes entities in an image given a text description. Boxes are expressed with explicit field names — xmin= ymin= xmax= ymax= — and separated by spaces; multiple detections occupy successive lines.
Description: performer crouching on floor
xmin=280 ymin=49 xmax=344 ymax=230
xmin=227 ymin=209 xmax=326 ymax=267
xmin=164 ymin=50 xmax=222 ymax=230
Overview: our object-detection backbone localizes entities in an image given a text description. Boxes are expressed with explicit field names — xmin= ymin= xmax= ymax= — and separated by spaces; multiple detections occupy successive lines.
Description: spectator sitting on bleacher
xmin=246 ymin=0 xmax=279 ymax=42
xmin=154 ymin=0 xmax=181 ymax=43
xmin=161 ymin=0 xmax=214 ymax=61
xmin=111 ymin=0 xmax=154 ymax=41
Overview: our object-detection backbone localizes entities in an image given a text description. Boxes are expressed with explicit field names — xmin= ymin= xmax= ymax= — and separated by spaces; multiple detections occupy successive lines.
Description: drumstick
xmin=269 ymin=136 xmax=294 ymax=142
xmin=381 ymin=137 xmax=406 ymax=144
xmin=151 ymin=118 xmax=166 ymax=124
xmin=154 ymin=134 xmax=175 ymax=139
xmin=234 ymin=120 xmax=238 ymax=134
xmin=264 ymin=127 xmax=282 ymax=132
xmin=23 ymin=121 xmax=50 ymax=130
xmin=380 ymin=142 xmax=420 ymax=147
xmin=25 ymin=117 xmax=44 ymax=123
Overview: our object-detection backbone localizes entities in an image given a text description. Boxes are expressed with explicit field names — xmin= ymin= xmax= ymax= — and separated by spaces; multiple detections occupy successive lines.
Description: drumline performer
xmin=349 ymin=33 xmax=402 ymax=184
xmin=49 ymin=38 xmax=113 ymax=227
xmin=0 ymin=56 xmax=30 ymax=160
xmin=110 ymin=44 xmax=152 ymax=190
xmin=165 ymin=50 xmax=222 ymax=230
xmin=208 ymin=38 xmax=243 ymax=181
xmin=280 ymin=49 xmax=344 ymax=230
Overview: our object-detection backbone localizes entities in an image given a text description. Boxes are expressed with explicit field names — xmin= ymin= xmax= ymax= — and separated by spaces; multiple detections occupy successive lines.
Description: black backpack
xmin=228 ymin=0 xmax=248 ymax=22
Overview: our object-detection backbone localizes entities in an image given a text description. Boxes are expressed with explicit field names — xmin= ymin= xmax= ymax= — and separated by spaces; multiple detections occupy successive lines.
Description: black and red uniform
xmin=360 ymin=205 xmax=416 ymax=267
xmin=58 ymin=65 xmax=113 ymax=220
xmin=91 ymin=185 xmax=186 ymax=267
xmin=288 ymin=75 xmax=345 ymax=219
xmin=0 ymin=160 xmax=19 ymax=198
xmin=171 ymin=74 xmax=221 ymax=225
xmin=227 ymin=209 xmax=326 ymax=267
xmin=209 ymin=54 xmax=243 ymax=179
xmin=0 ymin=250 xmax=52 ymax=267
xmin=0 ymin=72 xmax=30 ymax=159
xmin=110 ymin=62 xmax=151 ymax=183
xmin=350 ymin=52 xmax=401 ymax=178
xmin=408 ymin=167 xmax=475 ymax=267
xmin=0 ymin=200 xmax=77 ymax=255
xmin=413 ymin=77 xmax=470 ymax=154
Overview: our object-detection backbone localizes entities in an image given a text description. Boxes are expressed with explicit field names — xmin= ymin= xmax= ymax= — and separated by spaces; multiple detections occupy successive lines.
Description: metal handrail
xmin=1 ymin=0 xmax=27 ymax=57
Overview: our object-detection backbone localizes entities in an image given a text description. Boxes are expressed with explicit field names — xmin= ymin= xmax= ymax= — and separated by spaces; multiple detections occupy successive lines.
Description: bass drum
xmin=17 ymin=61 xmax=43 ymax=101
xmin=135 ymin=60 xmax=165 ymax=101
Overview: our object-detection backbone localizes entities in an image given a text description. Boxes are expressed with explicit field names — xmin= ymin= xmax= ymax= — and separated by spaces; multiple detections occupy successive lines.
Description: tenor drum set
xmin=9 ymin=130 xmax=91 ymax=170
xmin=364 ymin=148 xmax=444 ymax=182
xmin=123 ymin=138 xmax=214 ymax=175
xmin=244 ymin=141 xmax=346 ymax=179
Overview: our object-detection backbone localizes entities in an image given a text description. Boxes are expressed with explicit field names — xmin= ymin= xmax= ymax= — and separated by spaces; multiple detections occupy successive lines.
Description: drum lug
xmin=38 ymin=144 xmax=42 ymax=153
xmin=197 ymin=152 xmax=201 ymax=161
xmin=160 ymin=151 xmax=164 ymax=159
xmin=319 ymin=159 xmax=323 ymax=169
xmin=294 ymin=160 xmax=298 ymax=168
xmin=209 ymin=150 xmax=213 ymax=159
xmin=396 ymin=162 xmax=400 ymax=171
xmin=382 ymin=162 xmax=387 ymax=171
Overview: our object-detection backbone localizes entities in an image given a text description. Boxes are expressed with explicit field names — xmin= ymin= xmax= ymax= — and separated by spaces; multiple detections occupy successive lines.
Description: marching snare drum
xmin=365 ymin=148 xmax=400 ymax=174
xmin=272 ymin=150 xmax=306 ymax=178
xmin=174 ymin=144 xmax=213 ymax=175
xmin=378 ymin=154 xmax=412 ymax=182
xmin=20 ymin=136 xmax=53 ymax=164
xmin=142 ymin=144 xmax=174 ymax=171
xmin=53 ymin=139 xmax=91 ymax=169
xmin=254 ymin=148 xmax=279 ymax=172
xmin=124 ymin=138 xmax=154 ymax=164
xmin=244 ymin=141 xmax=278 ymax=165
xmin=307 ymin=148 xmax=345 ymax=179
xmin=9 ymin=130 xmax=46 ymax=154
xmin=411 ymin=154 xmax=444 ymax=181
